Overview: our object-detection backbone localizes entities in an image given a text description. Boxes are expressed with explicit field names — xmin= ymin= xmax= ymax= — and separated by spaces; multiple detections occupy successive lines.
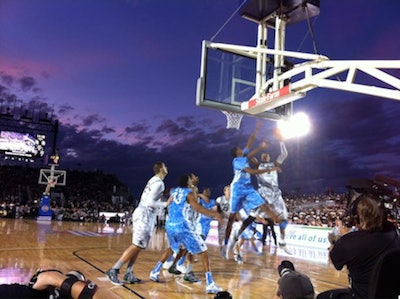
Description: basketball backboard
xmin=196 ymin=42 xmax=293 ymax=122
xmin=38 ymin=168 xmax=66 ymax=186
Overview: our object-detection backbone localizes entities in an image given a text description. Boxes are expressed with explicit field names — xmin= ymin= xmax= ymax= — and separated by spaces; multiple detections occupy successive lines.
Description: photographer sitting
xmin=317 ymin=193 xmax=400 ymax=299
xmin=275 ymin=260 xmax=315 ymax=299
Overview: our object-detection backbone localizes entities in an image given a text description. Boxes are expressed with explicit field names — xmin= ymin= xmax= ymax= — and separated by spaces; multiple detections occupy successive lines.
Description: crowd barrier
xmin=206 ymin=221 xmax=332 ymax=264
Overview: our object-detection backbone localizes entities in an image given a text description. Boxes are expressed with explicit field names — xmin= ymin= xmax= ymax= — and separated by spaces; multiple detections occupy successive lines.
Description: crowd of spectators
xmin=0 ymin=165 xmax=133 ymax=222
xmin=1 ymin=165 xmax=398 ymax=228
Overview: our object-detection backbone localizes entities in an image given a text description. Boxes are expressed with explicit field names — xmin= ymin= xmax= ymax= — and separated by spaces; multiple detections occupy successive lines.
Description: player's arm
xmin=248 ymin=141 xmax=268 ymax=160
xmin=244 ymin=121 xmax=262 ymax=151
xmin=187 ymin=192 xmax=222 ymax=222
xmin=243 ymin=166 xmax=276 ymax=175
xmin=249 ymin=156 xmax=260 ymax=168
xmin=145 ymin=182 xmax=168 ymax=208
xmin=275 ymin=141 xmax=288 ymax=166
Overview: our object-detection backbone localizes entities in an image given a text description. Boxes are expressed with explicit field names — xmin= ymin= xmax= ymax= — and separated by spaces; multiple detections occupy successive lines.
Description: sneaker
xmin=176 ymin=263 xmax=186 ymax=274
xmin=278 ymin=237 xmax=286 ymax=247
xmin=105 ymin=269 xmax=123 ymax=286
xmin=149 ymin=270 xmax=160 ymax=282
xmin=234 ymin=254 xmax=243 ymax=265
xmin=183 ymin=271 xmax=200 ymax=283
xmin=168 ymin=265 xmax=182 ymax=275
xmin=123 ymin=272 xmax=142 ymax=284
xmin=206 ymin=282 xmax=223 ymax=294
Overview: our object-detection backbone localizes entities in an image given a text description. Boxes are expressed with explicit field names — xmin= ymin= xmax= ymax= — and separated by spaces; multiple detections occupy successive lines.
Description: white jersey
xmin=216 ymin=195 xmax=230 ymax=218
xmin=257 ymin=162 xmax=279 ymax=190
xmin=131 ymin=175 xmax=165 ymax=248
xmin=138 ymin=175 xmax=166 ymax=211
xmin=256 ymin=141 xmax=288 ymax=221
xmin=256 ymin=141 xmax=287 ymax=190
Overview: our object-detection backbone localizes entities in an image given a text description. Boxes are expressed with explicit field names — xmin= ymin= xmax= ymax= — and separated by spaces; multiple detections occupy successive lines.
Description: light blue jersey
xmin=166 ymin=187 xmax=207 ymax=255
xmin=232 ymin=148 xmax=252 ymax=186
xmin=166 ymin=187 xmax=195 ymax=230
xmin=230 ymin=148 xmax=264 ymax=214
xmin=199 ymin=197 xmax=216 ymax=239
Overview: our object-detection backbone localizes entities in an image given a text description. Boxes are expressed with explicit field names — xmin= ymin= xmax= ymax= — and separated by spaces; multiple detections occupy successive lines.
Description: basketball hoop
xmin=222 ymin=111 xmax=244 ymax=130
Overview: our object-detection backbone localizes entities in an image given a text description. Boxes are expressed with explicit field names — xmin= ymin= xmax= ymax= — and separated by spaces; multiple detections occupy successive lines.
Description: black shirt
xmin=330 ymin=225 xmax=400 ymax=298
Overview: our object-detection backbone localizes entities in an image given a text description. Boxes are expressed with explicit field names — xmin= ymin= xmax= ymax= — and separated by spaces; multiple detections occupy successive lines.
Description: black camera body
xmin=346 ymin=177 xmax=399 ymax=228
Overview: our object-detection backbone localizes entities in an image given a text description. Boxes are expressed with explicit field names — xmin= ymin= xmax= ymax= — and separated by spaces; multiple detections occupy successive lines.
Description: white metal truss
xmin=205 ymin=16 xmax=400 ymax=116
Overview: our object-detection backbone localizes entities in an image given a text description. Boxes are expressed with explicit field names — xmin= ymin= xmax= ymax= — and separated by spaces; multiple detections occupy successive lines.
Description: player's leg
xmin=169 ymin=248 xmax=187 ymax=274
xmin=269 ymin=190 xmax=288 ymax=246
xmin=233 ymin=238 xmax=244 ymax=264
xmin=185 ymin=232 xmax=223 ymax=293
xmin=149 ymin=246 xmax=174 ymax=282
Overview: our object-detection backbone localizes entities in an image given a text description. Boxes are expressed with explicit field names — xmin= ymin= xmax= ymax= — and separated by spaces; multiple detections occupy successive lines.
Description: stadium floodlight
xmin=277 ymin=112 xmax=311 ymax=139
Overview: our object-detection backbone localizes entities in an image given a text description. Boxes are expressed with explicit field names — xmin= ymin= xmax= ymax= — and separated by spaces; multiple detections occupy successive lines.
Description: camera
xmin=346 ymin=177 xmax=399 ymax=228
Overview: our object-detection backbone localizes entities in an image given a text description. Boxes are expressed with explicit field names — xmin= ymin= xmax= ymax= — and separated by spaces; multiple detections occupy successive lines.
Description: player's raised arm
xmin=244 ymin=121 xmax=262 ymax=151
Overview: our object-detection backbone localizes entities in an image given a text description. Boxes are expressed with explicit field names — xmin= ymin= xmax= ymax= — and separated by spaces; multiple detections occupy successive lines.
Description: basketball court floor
xmin=0 ymin=218 xmax=349 ymax=298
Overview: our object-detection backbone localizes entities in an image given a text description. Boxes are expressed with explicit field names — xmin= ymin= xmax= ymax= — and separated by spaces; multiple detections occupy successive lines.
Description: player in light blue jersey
xmin=198 ymin=188 xmax=218 ymax=240
xmin=222 ymin=122 xmax=276 ymax=259
xmin=149 ymin=174 xmax=224 ymax=294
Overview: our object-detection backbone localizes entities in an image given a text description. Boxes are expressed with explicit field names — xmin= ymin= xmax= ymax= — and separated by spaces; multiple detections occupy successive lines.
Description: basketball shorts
xmin=258 ymin=186 xmax=288 ymax=220
xmin=166 ymin=224 xmax=207 ymax=255
xmin=131 ymin=206 xmax=157 ymax=249
xmin=230 ymin=183 xmax=264 ymax=214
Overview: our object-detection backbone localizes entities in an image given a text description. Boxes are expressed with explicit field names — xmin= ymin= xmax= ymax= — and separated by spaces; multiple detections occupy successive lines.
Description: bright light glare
xmin=277 ymin=112 xmax=311 ymax=139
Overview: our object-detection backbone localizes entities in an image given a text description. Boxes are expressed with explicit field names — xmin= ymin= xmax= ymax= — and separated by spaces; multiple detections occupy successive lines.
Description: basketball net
xmin=222 ymin=111 xmax=244 ymax=130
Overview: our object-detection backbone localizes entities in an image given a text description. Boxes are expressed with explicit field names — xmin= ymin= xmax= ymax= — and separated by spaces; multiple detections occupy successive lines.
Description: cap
xmin=278 ymin=260 xmax=295 ymax=277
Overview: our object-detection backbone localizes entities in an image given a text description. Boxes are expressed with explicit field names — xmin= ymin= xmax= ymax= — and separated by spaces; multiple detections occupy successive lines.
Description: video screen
xmin=0 ymin=130 xmax=46 ymax=158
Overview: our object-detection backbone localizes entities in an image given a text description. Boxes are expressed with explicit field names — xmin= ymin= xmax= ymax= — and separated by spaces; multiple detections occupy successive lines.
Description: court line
xmin=73 ymin=248 xmax=146 ymax=299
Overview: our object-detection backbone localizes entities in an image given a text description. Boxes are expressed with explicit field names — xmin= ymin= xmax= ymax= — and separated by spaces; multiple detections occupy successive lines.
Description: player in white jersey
xmin=216 ymin=185 xmax=230 ymax=253
xmin=106 ymin=162 xmax=169 ymax=285
xmin=253 ymin=129 xmax=289 ymax=246
xmin=149 ymin=174 xmax=224 ymax=294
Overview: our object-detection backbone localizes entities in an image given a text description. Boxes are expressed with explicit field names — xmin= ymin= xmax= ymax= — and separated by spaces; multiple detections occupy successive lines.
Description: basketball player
xmin=173 ymin=187 xmax=217 ymax=278
xmin=198 ymin=188 xmax=218 ymax=240
xmin=106 ymin=162 xmax=169 ymax=285
xmin=151 ymin=173 xmax=201 ymax=281
xmin=252 ymin=128 xmax=289 ymax=246
xmin=149 ymin=174 xmax=224 ymax=294
xmin=222 ymin=122 xmax=274 ymax=259
xmin=216 ymin=185 xmax=231 ymax=253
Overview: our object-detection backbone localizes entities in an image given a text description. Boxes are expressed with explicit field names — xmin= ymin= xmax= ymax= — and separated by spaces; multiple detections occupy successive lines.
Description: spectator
xmin=317 ymin=193 xmax=400 ymax=299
